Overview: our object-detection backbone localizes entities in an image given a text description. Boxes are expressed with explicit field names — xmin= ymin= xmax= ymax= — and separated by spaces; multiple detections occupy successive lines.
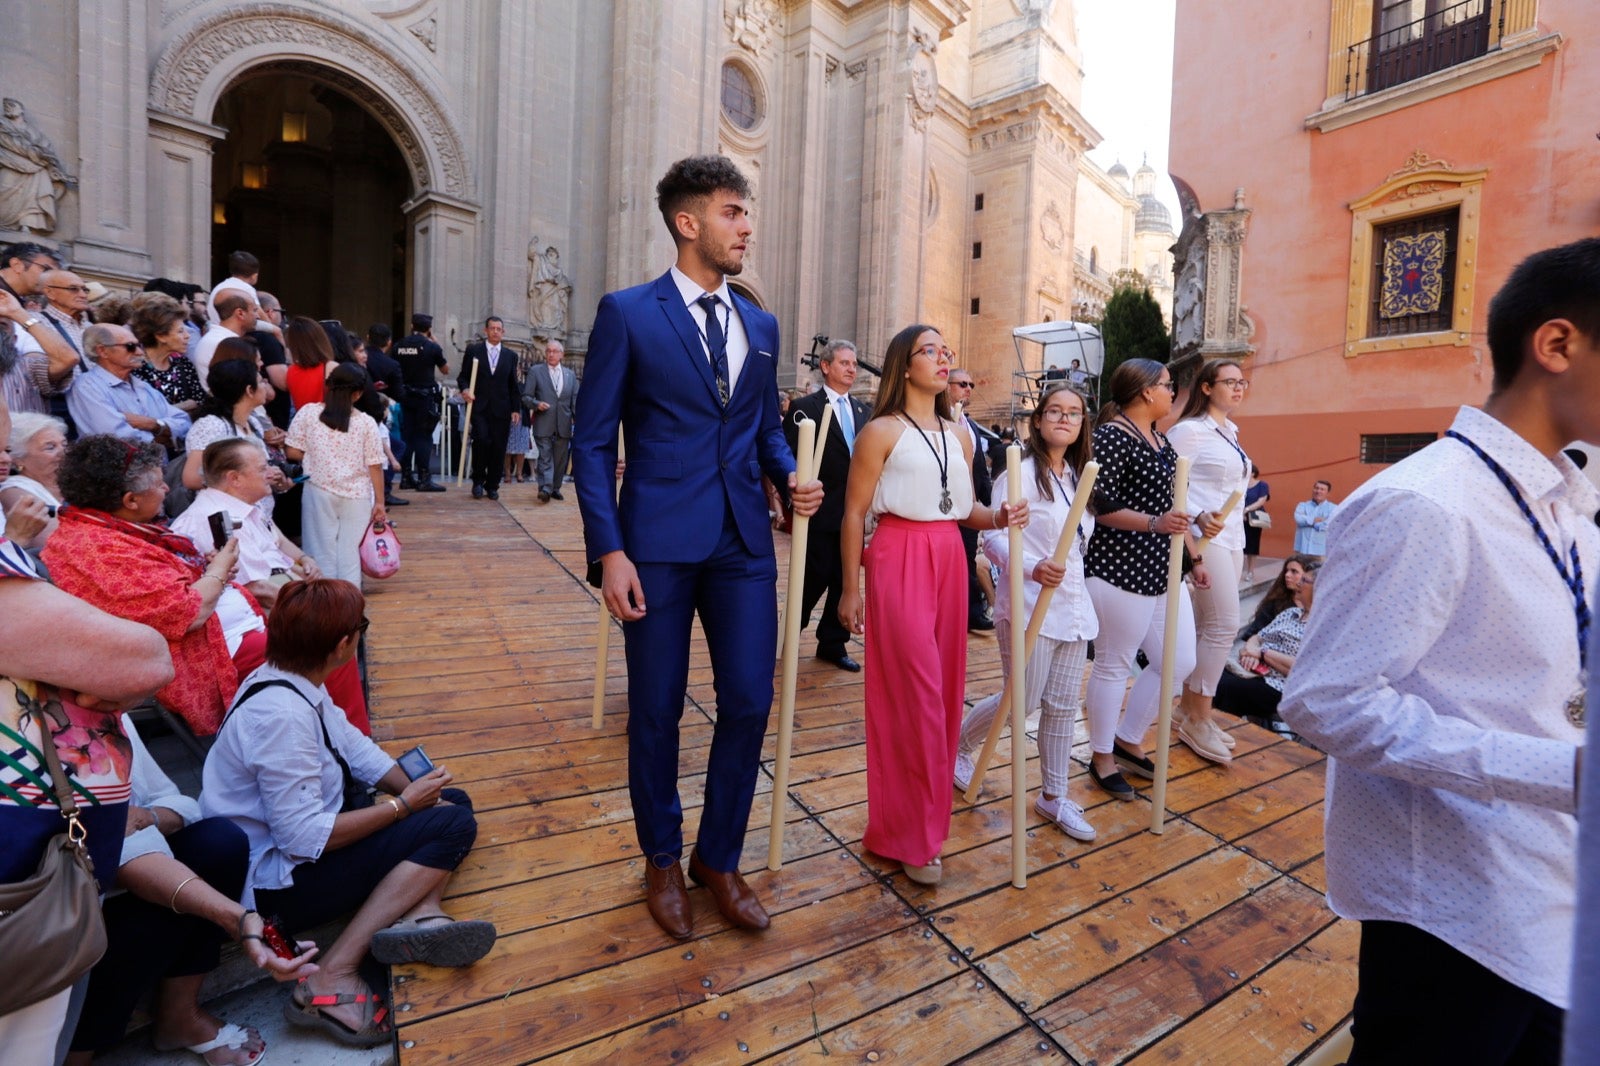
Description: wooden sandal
xmin=284 ymin=979 xmax=392 ymax=1048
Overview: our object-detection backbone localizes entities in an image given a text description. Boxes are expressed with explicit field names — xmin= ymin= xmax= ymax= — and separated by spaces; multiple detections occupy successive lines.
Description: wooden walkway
xmin=362 ymin=484 xmax=1355 ymax=1065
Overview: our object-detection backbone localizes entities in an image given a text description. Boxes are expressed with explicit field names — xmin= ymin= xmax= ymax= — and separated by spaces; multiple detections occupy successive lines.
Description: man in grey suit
xmin=525 ymin=337 xmax=577 ymax=501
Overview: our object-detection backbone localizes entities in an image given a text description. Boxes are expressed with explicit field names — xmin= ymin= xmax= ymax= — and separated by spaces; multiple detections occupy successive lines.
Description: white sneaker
xmin=1034 ymin=795 xmax=1097 ymax=842
xmin=953 ymin=751 xmax=975 ymax=793
xmin=1209 ymin=718 xmax=1238 ymax=749
xmin=1176 ymin=717 xmax=1233 ymax=764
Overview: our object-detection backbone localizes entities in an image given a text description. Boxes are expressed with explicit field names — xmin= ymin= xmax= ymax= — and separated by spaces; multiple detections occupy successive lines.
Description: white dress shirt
xmin=1166 ymin=414 xmax=1250 ymax=551
xmin=823 ymin=385 xmax=853 ymax=447
xmin=670 ymin=265 xmax=750 ymax=394
xmin=201 ymin=664 xmax=397 ymax=907
xmin=191 ymin=323 xmax=237 ymax=387
xmin=979 ymin=455 xmax=1097 ymax=642
xmin=171 ymin=487 xmax=295 ymax=585
xmin=1281 ymin=405 xmax=1596 ymax=1007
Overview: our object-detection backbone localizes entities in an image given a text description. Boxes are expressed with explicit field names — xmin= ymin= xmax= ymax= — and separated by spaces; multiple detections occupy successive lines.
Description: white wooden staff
xmin=964 ymin=460 xmax=1101 ymax=805
xmin=592 ymin=446 xmax=627 ymax=729
xmin=1193 ymin=488 xmax=1243 ymax=558
xmin=1150 ymin=455 xmax=1192 ymax=835
xmin=768 ymin=415 xmax=820 ymax=870
xmin=438 ymin=389 xmax=453 ymax=484
xmin=455 ymin=358 xmax=479 ymax=483
xmin=1003 ymin=445 xmax=1028 ymax=887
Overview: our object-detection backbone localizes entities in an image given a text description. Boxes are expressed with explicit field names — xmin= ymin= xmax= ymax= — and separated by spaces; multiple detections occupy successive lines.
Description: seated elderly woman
xmin=1216 ymin=563 xmax=1318 ymax=729
xmin=202 ymin=580 xmax=495 ymax=1049
xmin=45 ymin=435 xmax=369 ymax=735
xmin=65 ymin=714 xmax=318 ymax=1066
xmin=0 ymin=411 xmax=65 ymax=548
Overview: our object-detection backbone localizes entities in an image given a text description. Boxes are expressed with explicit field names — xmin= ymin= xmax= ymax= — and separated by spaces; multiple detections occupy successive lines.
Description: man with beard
xmin=573 ymin=155 xmax=822 ymax=940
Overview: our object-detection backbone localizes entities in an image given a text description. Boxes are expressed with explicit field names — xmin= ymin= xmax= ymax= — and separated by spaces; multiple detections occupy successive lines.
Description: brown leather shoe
xmin=688 ymin=850 xmax=770 ymax=931
xmin=644 ymin=860 xmax=693 ymax=939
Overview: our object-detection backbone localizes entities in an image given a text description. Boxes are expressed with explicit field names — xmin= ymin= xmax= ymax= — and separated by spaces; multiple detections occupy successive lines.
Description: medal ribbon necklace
xmin=912 ymin=416 xmax=954 ymax=515
xmin=1447 ymin=430 xmax=1589 ymax=724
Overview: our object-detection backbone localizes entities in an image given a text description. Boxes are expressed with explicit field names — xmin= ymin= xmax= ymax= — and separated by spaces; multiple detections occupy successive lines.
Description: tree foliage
xmin=1098 ymin=280 xmax=1169 ymax=402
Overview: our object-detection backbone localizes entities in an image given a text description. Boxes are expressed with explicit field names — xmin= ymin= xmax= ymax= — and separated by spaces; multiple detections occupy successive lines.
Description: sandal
xmin=156 ymin=1023 xmax=266 ymax=1066
xmin=370 ymin=913 xmax=497 ymax=967
xmin=284 ymin=979 xmax=392 ymax=1048
xmin=902 ymin=858 xmax=943 ymax=886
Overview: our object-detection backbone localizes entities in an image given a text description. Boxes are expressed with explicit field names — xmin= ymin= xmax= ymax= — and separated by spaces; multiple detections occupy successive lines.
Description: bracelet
xmin=991 ymin=508 xmax=1001 ymax=530
xmin=387 ymin=796 xmax=403 ymax=822
xmin=237 ymin=909 xmax=260 ymax=942
xmin=396 ymin=794 xmax=414 ymax=816
xmin=1147 ymin=514 xmax=1158 ymax=534
xmin=170 ymin=874 xmax=199 ymax=914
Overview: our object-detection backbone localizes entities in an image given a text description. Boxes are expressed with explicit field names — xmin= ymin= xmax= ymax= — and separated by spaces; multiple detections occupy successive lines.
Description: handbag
xmin=1247 ymin=509 xmax=1272 ymax=529
xmin=0 ymin=707 xmax=109 ymax=1015
xmin=360 ymin=519 xmax=401 ymax=579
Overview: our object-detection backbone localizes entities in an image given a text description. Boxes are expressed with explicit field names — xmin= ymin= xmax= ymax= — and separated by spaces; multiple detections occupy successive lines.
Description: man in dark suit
xmin=785 ymin=339 xmax=871 ymax=672
xmin=573 ymin=155 xmax=822 ymax=940
xmin=523 ymin=337 xmax=577 ymax=501
xmin=457 ymin=315 xmax=521 ymax=500
xmin=947 ymin=367 xmax=995 ymax=630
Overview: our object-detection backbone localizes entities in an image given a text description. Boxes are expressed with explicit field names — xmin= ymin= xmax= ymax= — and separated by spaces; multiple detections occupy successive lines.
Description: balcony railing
xmin=1344 ymin=0 xmax=1494 ymax=100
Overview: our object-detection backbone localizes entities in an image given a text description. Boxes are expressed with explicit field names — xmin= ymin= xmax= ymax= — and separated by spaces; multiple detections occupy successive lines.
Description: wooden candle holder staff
xmin=1149 ymin=455 xmax=1192 ymax=835
xmin=768 ymin=409 xmax=825 ymax=871
xmin=455 ymin=358 xmax=479 ymax=483
xmin=1193 ymin=488 xmax=1243 ymax=557
xmin=1003 ymin=445 xmax=1028 ymax=887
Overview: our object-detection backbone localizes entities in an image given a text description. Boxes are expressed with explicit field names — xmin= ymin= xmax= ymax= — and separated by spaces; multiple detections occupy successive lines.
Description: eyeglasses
xmin=97 ymin=341 xmax=143 ymax=353
xmin=1040 ymin=409 xmax=1085 ymax=423
xmin=912 ymin=344 xmax=953 ymax=363
xmin=1215 ymin=378 xmax=1250 ymax=390
xmin=352 ymin=617 xmax=371 ymax=635
xmin=46 ymin=284 xmax=90 ymax=294
xmin=1152 ymin=379 xmax=1176 ymax=393
xmin=23 ymin=259 xmax=54 ymax=271
xmin=948 ymin=380 xmax=973 ymax=389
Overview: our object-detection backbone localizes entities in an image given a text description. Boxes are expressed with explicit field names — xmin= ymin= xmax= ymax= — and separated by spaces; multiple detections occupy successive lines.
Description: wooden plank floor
xmin=362 ymin=482 xmax=1355 ymax=1065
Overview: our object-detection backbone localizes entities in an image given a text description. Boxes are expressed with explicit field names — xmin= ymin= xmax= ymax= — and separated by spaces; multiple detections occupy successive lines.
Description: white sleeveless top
xmin=869 ymin=416 xmax=975 ymax=524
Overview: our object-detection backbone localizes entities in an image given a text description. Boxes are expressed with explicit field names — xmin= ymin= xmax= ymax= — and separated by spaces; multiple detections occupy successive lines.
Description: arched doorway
xmin=210 ymin=71 xmax=410 ymax=332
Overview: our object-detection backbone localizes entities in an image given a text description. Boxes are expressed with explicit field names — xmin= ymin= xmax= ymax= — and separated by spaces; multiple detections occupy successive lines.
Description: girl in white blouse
xmin=285 ymin=363 xmax=387 ymax=584
xmin=953 ymin=383 xmax=1098 ymax=841
xmin=838 ymin=324 xmax=1025 ymax=886
xmin=1166 ymin=359 xmax=1252 ymax=763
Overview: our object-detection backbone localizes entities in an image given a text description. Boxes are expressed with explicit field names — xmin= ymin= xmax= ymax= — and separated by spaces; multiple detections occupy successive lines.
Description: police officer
xmin=393 ymin=312 xmax=450 ymax=491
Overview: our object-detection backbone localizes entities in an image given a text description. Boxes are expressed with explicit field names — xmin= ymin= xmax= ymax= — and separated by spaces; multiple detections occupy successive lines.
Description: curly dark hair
xmin=656 ymin=155 xmax=751 ymax=242
xmin=58 ymin=434 xmax=167 ymax=514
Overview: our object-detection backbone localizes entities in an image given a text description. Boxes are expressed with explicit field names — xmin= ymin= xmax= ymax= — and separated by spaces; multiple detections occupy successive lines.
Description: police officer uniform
xmin=393 ymin=312 xmax=449 ymax=491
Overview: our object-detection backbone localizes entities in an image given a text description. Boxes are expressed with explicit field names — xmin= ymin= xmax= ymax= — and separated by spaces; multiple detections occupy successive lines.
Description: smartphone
xmin=1252 ymin=660 xmax=1272 ymax=676
xmin=397 ymin=745 xmax=435 ymax=781
xmin=207 ymin=512 xmax=232 ymax=549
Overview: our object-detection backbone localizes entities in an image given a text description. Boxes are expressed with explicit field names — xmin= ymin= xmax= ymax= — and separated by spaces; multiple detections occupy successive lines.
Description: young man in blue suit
xmin=573 ymin=156 xmax=823 ymax=939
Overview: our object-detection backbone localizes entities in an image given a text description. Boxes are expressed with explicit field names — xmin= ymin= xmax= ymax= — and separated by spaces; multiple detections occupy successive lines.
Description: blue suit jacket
xmin=574 ymin=271 xmax=794 ymax=565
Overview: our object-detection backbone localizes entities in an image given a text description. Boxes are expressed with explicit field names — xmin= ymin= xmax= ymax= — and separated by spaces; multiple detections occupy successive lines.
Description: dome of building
xmin=1107 ymin=159 xmax=1129 ymax=185
xmin=1135 ymin=193 xmax=1173 ymax=235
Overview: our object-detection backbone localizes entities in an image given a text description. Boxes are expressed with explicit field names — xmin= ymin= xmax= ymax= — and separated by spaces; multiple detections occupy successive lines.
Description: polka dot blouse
xmin=1086 ymin=420 xmax=1178 ymax=596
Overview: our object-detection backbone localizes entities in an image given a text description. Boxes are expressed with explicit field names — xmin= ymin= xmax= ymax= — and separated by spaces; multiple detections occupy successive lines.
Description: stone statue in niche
xmin=0 ymin=98 xmax=76 ymax=234
xmin=1172 ymin=254 xmax=1203 ymax=353
xmin=527 ymin=238 xmax=573 ymax=335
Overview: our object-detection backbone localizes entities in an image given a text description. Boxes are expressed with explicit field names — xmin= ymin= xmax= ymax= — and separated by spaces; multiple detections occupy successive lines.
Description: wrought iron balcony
xmin=1344 ymin=0 xmax=1493 ymax=100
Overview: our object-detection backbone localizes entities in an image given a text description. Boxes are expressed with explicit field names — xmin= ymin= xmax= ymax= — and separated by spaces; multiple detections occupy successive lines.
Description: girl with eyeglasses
xmin=1081 ymin=358 xmax=1214 ymax=801
xmin=838 ymin=323 xmax=1026 ymax=886
xmin=1165 ymin=359 xmax=1253 ymax=764
xmin=952 ymin=383 xmax=1099 ymax=842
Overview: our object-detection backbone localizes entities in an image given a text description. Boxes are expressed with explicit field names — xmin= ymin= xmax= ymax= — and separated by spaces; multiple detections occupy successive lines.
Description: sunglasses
xmin=97 ymin=341 xmax=143 ymax=353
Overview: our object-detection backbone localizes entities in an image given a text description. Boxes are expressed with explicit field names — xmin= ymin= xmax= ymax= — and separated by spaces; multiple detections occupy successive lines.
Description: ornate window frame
xmin=1344 ymin=152 xmax=1485 ymax=357
xmin=718 ymin=57 xmax=769 ymax=150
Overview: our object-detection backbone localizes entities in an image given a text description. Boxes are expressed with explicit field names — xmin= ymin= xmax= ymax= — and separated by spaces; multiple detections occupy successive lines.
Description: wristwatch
xmin=21 ymin=316 xmax=39 ymax=330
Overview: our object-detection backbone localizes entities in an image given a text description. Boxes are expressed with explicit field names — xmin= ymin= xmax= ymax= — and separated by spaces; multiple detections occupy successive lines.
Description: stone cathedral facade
xmin=3 ymin=0 xmax=1150 ymax=419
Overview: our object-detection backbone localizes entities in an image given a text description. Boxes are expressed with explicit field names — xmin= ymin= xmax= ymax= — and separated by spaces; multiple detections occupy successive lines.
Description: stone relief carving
xmin=908 ymin=66 xmax=936 ymax=131
xmin=407 ymin=16 xmax=437 ymax=52
xmin=1171 ymin=203 xmax=1252 ymax=360
xmin=725 ymin=0 xmax=781 ymax=57
xmin=0 ymin=98 xmax=76 ymax=234
xmin=1039 ymin=201 xmax=1065 ymax=252
xmin=844 ymin=59 xmax=868 ymax=80
xmin=150 ymin=4 xmax=469 ymax=198
xmin=527 ymin=238 xmax=573 ymax=335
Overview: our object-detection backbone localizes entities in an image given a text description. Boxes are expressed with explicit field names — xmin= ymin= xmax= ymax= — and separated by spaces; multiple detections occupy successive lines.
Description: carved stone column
xmin=1170 ymin=199 xmax=1254 ymax=366
xmin=145 ymin=111 xmax=223 ymax=284
xmin=404 ymin=190 xmax=480 ymax=351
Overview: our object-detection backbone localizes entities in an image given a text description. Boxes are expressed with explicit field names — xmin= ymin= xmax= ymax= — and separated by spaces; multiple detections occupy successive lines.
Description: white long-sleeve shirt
xmin=979 ymin=455 xmax=1096 ymax=643
xmin=1280 ymin=405 xmax=1596 ymax=1008
xmin=1166 ymin=414 xmax=1249 ymax=552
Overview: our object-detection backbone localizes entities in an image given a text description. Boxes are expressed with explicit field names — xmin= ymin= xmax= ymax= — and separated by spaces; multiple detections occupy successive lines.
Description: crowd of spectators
xmin=0 ymin=244 xmax=493 ymax=1063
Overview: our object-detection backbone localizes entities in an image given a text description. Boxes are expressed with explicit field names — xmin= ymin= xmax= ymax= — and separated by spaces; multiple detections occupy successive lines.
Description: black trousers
xmin=255 ymin=790 xmax=477 ymax=936
xmin=400 ymin=402 xmax=439 ymax=483
xmin=71 ymin=818 xmax=249 ymax=1054
xmin=961 ymin=526 xmax=987 ymax=624
xmin=1215 ymin=669 xmax=1283 ymax=720
xmin=469 ymin=411 xmax=511 ymax=491
xmin=1347 ymin=920 xmax=1562 ymax=1066
xmin=798 ymin=528 xmax=850 ymax=658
